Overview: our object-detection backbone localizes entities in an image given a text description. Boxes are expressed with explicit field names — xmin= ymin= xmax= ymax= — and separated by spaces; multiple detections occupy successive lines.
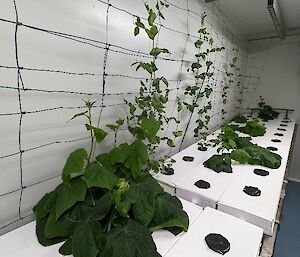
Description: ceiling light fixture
xmin=267 ymin=0 xmax=285 ymax=40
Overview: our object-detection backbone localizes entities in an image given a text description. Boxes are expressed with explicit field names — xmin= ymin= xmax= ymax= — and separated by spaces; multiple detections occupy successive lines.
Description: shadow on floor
xmin=274 ymin=181 xmax=300 ymax=257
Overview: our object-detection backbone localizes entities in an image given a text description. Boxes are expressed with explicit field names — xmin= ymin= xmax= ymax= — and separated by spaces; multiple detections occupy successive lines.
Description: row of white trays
xmin=154 ymin=113 xmax=296 ymax=236
xmin=0 ymin=198 xmax=264 ymax=257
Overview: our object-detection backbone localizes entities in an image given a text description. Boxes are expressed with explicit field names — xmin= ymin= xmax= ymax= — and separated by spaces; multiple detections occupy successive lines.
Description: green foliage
xmin=111 ymin=140 xmax=148 ymax=178
xmin=72 ymin=221 xmax=103 ymax=257
xmin=258 ymin=96 xmax=279 ymax=121
xmin=125 ymin=1 xmax=179 ymax=168
xmin=131 ymin=173 xmax=164 ymax=226
xmin=55 ymin=177 xmax=87 ymax=220
xmin=243 ymin=145 xmax=282 ymax=169
xmin=34 ymin=139 xmax=189 ymax=257
xmin=180 ymin=12 xmax=225 ymax=142
xmin=85 ymin=162 xmax=118 ymax=190
xmin=150 ymin=193 xmax=189 ymax=232
xmin=203 ymin=154 xmax=232 ymax=173
xmin=103 ymin=219 xmax=161 ymax=257
xmin=141 ymin=118 xmax=161 ymax=143
xmin=238 ymin=120 xmax=266 ymax=137
xmin=86 ymin=125 xmax=107 ymax=143
xmin=232 ymin=114 xmax=248 ymax=124
xmin=62 ymin=148 xmax=88 ymax=185
xmin=204 ymin=122 xmax=281 ymax=172
xmin=231 ymin=149 xmax=251 ymax=164
xmin=221 ymin=49 xmax=241 ymax=120
xmin=150 ymin=47 xmax=170 ymax=56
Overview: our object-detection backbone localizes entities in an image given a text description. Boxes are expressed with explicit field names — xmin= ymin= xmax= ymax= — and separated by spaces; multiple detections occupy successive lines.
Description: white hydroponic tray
xmin=154 ymin=133 xmax=219 ymax=195
xmin=0 ymin=198 xmax=202 ymax=257
xmin=164 ymin=207 xmax=263 ymax=257
xmin=153 ymin=198 xmax=203 ymax=256
xmin=175 ymin=164 xmax=238 ymax=208
xmin=217 ymin=117 xmax=296 ymax=235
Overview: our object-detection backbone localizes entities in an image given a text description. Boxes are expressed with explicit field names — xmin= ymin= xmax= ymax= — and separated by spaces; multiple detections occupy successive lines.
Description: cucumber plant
xmin=33 ymin=101 xmax=189 ymax=257
xmin=123 ymin=2 xmax=184 ymax=171
xmin=257 ymin=96 xmax=279 ymax=121
xmin=179 ymin=13 xmax=225 ymax=150
xmin=221 ymin=48 xmax=241 ymax=121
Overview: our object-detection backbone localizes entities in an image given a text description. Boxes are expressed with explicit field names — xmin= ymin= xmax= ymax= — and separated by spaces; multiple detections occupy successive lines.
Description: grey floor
xmin=274 ymin=181 xmax=300 ymax=257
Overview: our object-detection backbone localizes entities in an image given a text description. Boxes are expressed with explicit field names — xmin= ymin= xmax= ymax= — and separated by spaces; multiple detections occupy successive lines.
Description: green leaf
xmin=84 ymin=162 xmax=118 ymax=190
xmin=55 ymin=177 xmax=87 ymax=220
xmin=232 ymin=114 xmax=248 ymax=124
xmin=135 ymin=62 xmax=158 ymax=74
xmin=86 ymin=124 xmax=107 ymax=143
xmin=33 ymin=191 xmax=56 ymax=221
xmin=236 ymin=137 xmax=253 ymax=148
xmin=150 ymin=47 xmax=170 ymax=57
xmin=90 ymin=192 xmax=112 ymax=220
xmin=44 ymin=212 xmax=75 ymax=239
xmin=203 ymin=154 xmax=232 ymax=173
xmin=141 ymin=118 xmax=161 ymax=142
xmin=111 ymin=141 xmax=149 ymax=177
xmin=131 ymin=174 xmax=164 ymax=226
xmin=95 ymin=153 xmax=116 ymax=173
xmin=59 ymin=238 xmax=73 ymax=256
xmin=191 ymin=62 xmax=202 ymax=71
xmin=103 ymin=219 xmax=161 ymax=257
xmin=228 ymin=138 xmax=237 ymax=149
xmin=36 ymin=216 xmax=66 ymax=247
xmin=72 ymin=221 xmax=103 ymax=257
xmin=85 ymin=162 xmax=118 ymax=190
xmin=145 ymin=25 xmax=158 ymax=40
xmin=150 ymin=193 xmax=189 ymax=232
xmin=173 ymin=131 xmax=183 ymax=137
xmin=116 ymin=118 xmax=124 ymax=126
xmin=167 ymin=139 xmax=175 ymax=147
xmin=148 ymin=9 xmax=157 ymax=26
xmin=70 ymin=111 xmax=88 ymax=121
xmin=135 ymin=17 xmax=145 ymax=29
xmin=134 ymin=27 xmax=140 ymax=36
xmin=244 ymin=145 xmax=282 ymax=169
xmin=231 ymin=149 xmax=251 ymax=164
xmin=62 ymin=149 xmax=88 ymax=185
xmin=238 ymin=120 xmax=266 ymax=137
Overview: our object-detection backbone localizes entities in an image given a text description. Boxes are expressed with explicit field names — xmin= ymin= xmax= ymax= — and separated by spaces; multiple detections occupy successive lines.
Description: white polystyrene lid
xmin=164 ymin=207 xmax=263 ymax=257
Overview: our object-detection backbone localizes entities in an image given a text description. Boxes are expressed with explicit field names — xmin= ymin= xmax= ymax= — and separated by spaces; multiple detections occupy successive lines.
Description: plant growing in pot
xmin=33 ymin=100 xmax=189 ymax=257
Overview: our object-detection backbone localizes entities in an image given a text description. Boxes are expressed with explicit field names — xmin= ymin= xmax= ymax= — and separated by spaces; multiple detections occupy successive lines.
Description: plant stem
xmin=87 ymin=107 xmax=94 ymax=163
xmin=106 ymin=209 xmax=117 ymax=232
xmin=179 ymin=66 xmax=210 ymax=151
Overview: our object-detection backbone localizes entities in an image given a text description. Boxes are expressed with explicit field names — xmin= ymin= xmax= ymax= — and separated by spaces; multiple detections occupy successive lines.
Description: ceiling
xmin=219 ymin=0 xmax=300 ymax=40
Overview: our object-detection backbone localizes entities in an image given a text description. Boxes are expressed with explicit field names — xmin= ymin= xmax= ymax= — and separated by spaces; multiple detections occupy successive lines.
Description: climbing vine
xmin=221 ymin=48 xmax=241 ymax=121
xmin=178 ymin=13 xmax=225 ymax=150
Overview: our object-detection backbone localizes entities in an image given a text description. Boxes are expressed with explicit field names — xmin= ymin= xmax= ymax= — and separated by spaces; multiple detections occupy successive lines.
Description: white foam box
xmin=164 ymin=207 xmax=263 ymax=257
xmin=215 ymin=115 xmax=296 ymax=235
xmin=217 ymin=160 xmax=289 ymax=235
xmin=175 ymin=164 xmax=239 ymax=209
xmin=0 ymin=222 xmax=62 ymax=257
xmin=153 ymin=198 xmax=203 ymax=255
xmin=155 ymin=133 xmax=220 ymax=195
xmin=0 ymin=198 xmax=202 ymax=257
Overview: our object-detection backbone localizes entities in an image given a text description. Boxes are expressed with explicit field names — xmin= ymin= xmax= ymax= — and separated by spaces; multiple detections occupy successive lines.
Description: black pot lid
xmin=205 ymin=233 xmax=230 ymax=255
